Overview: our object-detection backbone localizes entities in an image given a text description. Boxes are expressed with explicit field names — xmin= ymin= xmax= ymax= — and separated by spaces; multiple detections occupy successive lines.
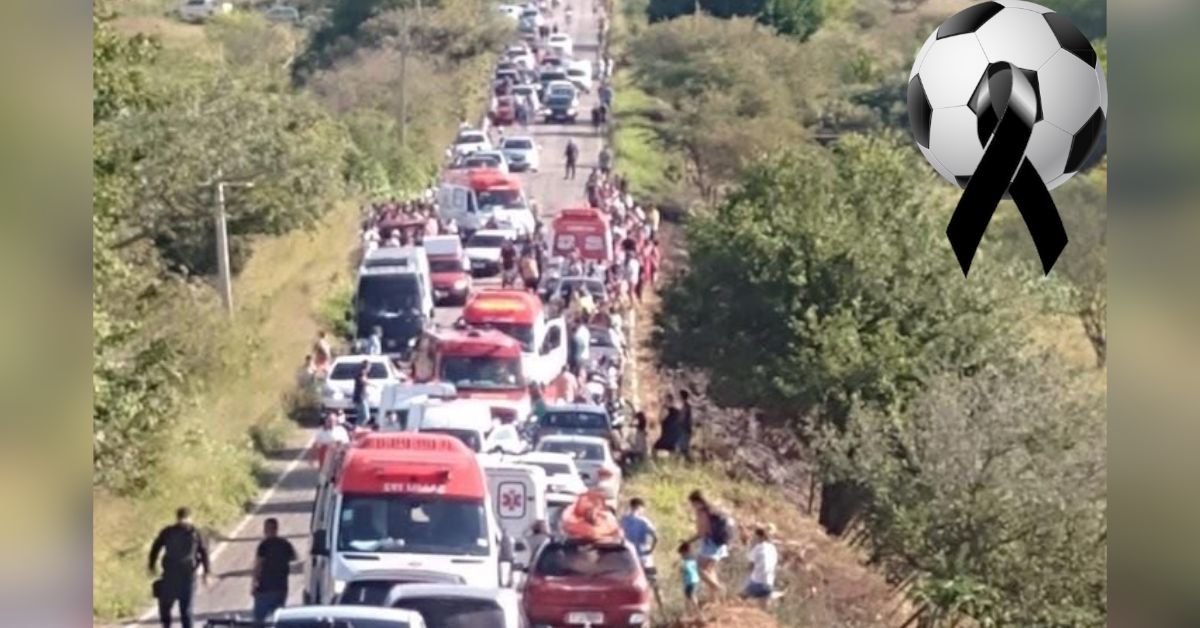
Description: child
xmin=679 ymin=541 xmax=701 ymax=617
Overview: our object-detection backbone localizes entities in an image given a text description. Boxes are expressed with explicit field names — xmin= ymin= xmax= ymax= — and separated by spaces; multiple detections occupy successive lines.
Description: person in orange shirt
xmin=546 ymin=365 xmax=578 ymax=403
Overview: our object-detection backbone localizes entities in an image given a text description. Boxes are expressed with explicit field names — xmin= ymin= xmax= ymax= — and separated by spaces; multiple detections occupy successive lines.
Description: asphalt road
xmin=125 ymin=1 xmax=607 ymax=624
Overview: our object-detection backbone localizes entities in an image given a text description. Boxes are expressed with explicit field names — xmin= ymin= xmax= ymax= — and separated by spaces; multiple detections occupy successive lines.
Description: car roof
xmin=275 ymin=605 xmax=425 ymax=622
xmin=385 ymin=583 xmax=516 ymax=603
xmin=502 ymin=135 xmax=535 ymax=144
xmin=515 ymin=451 xmax=580 ymax=466
xmin=538 ymin=434 xmax=611 ymax=447
xmin=331 ymin=354 xmax=392 ymax=366
xmin=470 ymin=229 xmax=518 ymax=239
xmin=543 ymin=402 xmax=607 ymax=413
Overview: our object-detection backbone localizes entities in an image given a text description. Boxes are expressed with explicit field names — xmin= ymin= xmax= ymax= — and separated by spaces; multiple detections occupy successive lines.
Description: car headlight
xmin=628 ymin=612 xmax=648 ymax=625
xmin=332 ymin=578 xmax=347 ymax=595
xmin=453 ymin=278 xmax=469 ymax=290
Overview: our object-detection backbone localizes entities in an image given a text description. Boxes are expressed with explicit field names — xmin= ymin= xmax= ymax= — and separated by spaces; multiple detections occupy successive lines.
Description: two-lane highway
xmin=124 ymin=0 xmax=609 ymax=624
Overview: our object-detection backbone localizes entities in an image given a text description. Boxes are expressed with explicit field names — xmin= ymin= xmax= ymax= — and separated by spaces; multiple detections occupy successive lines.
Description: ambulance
xmin=482 ymin=460 xmax=547 ymax=568
xmin=462 ymin=290 xmax=567 ymax=385
xmin=305 ymin=432 xmax=515 ymax=604
xmin=550 ymin=207 xmax=613 ymax=264
xmin=438 ymin=169 xmax=536 ymax=237
xmin=410 ymin=328 xmax=533 ymax=425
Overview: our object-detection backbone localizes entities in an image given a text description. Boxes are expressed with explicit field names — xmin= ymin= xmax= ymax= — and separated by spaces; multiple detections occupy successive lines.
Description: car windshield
xmin=392 ymin=597 xmax=506 ymax=628
xmin=358 ymin=275 xmax=420 ymax=315
xmin=503 ymin=139 xmax=533 ymax=150
xmin=330 ymin=362 xmax=390 ymax=380
xmin=429 ymin=259 xmax=463 ymax=273
xmin=559 ymin=280 xmax=606 ymax=299
xmin=464 ymin=156 xmax=500 ymax=169
xmin=534 ymin=543 xmax=637 ymax=578
xmin=468 ymin=235 xmax=508 ymax=249
xmin=421 ymin=428 xmax=482 ymax=453
xmin=588 ymin=327 xmax=614 ymax=347
xmin=337 ymin=495 xmax=490 ymax=555
xmin=456 ymin=132 xmax=485 ymax=145
xmin=567 ymin=69 xmax=585 ymax=77
xmin=479 ymin=322 xmax=535 ymax=352
xmin=477 ymin=189 xmax=524 ymax=209
xmin=539 ymin=440 xmax=605 ymax=461
xmin=439 ymin=356 xmax=523 ymax=390
xmin=541 ymin=412 xmax=609 ymax=431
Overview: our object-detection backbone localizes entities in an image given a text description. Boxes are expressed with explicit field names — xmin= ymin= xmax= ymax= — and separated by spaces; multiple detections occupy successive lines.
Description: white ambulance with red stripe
xmin=305 ymin=432 xmax=517 ymax=604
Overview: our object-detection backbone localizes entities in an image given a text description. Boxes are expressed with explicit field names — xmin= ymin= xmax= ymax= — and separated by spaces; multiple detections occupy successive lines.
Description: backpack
xmin=162 ymin=524 xmax=201 ymax=568
xmin=708 ymin=511 xmax=734 ymax=547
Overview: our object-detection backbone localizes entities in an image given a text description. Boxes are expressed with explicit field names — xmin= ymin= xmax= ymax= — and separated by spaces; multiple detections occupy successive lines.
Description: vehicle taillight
xmin=597 ymin=467 xmax=614 ymax=479
xmin=491 ymin=407 xmax=517 ymax=424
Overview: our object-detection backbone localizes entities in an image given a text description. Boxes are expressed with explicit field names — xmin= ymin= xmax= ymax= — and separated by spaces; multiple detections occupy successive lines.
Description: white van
xmin=355 ymin=246 xmax=435 ymax=356
xmin=482 ymin=461 xmax=547 ymax=567
xmin=305 ymin=432 xmax=513 ymax=604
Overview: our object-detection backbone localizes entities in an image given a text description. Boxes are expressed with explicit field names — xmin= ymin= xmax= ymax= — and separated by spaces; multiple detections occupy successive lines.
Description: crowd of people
xmin=358 ymin=195 xmax=444 ymax=254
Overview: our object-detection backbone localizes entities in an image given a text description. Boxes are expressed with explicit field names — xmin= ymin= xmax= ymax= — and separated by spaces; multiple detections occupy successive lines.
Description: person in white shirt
xmin=313 ymin=411 xmax=351 ymax=471
xmin=741 ymin=524 xmax=779 ymax=605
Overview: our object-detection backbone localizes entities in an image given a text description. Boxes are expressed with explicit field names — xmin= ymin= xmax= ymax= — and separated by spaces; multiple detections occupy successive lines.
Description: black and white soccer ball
xmin=908 ymin=0 xmax=1107 ymax=191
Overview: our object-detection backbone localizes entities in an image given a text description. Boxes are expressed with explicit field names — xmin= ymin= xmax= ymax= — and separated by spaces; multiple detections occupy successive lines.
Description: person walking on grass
xmin=564 ymin=139 xmax=579 ymax=179
xmin=741 ymin=524 xmax=779 ymax=608
xmin=685 ymin=490 xmax=731 ymax=601
xmin=252 ymin=517 xmax=298 ymax=625
xmin=678 ymin=541 xmax=702 ymax=618
xmin=149 ymin=507 xmax=210 ymax=628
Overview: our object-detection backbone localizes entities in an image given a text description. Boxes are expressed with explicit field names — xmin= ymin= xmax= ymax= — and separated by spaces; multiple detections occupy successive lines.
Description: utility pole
xmin=399 ymin=11 xmax=409 ymax=148
xmin=212 ymin=173 xmax=254 ymax=316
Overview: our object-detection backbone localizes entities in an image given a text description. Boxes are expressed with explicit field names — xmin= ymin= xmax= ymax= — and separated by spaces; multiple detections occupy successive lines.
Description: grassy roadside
xmin=92 ymin=201 xmax=361 ymax=621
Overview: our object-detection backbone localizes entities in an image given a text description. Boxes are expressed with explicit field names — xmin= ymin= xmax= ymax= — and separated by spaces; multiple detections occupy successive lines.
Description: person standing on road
xmin=519 ymin=248 xmax=540 ymax=292
xmin=352 ymin=360 xmax=371 ymax=427
xmin=367 ymin=326 xmax=383 ymax=356
xmin=620 ymin=498 xmax=662 ymax=607
xmin=598 ymin=146 xmax=613 ymax=176
xmin=564 ymin=139 xmax=579 ymax=179
xmin=149 ymin=507 xmax=210 ymax=628
xmin=252 ymin=517 xmax=298 ymax=625
xmin=313 ymin=411 xmax=350 ymax=470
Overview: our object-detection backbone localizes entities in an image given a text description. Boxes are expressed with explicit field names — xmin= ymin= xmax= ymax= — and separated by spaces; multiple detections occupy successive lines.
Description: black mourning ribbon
xmin=947 ymin=63 xmax=1068 ymax=276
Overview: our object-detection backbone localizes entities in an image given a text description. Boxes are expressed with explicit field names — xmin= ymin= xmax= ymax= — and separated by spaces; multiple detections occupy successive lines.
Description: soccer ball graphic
xmin=908 ymin=0 xmax=1107 ymax=191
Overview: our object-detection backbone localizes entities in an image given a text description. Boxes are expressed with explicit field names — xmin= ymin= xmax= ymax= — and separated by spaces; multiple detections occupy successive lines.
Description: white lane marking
xmin=130 ymin=436 xmax=315 ymax=625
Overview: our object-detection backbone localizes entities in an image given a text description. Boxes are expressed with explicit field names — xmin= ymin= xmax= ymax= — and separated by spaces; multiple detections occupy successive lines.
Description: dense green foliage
xmin=645 ymin=0 xmax=833 ymax=40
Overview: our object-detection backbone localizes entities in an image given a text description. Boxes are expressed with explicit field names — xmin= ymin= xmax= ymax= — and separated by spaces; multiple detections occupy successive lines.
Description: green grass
xmin=612 ymin=74 xmax=684 ymax=205
xmin=92 ymin=202 xmax=362 ymax=621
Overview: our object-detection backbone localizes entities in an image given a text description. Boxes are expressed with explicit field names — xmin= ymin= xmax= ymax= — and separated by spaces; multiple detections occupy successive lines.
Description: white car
xmin=263 ymin=4 xmax=300 ymax=24
xmin=466 ymin=149 xmax=511 ymax=174
xmin=513 ymin=451 xmax=588 ymax=498
xmin=500 ymin=136 xmax=541 ymax=172
xmin=453 ymin=129 xmax=493 ymax=158
xmin=535 ymin=435 xmax=622 ymax=506
xmin=464 ymin=229 xmax=518 ymax=277
xmin=384 ymin=584 xmax=523 ymax=628
xmin=497 ymin=4 xmax=523 ymax=20
xmin=547 ymin=33 xmax=573 ymax=57
xmin=520 ymin=7 xmax=545 ymax=27
xmin=320 ymin=355 xmax=404 ymax=422
xmin=177 ymin=0 xmax=232 ymax=23
xmin=505 ymin=45 xmax=536 ymax=70
xmin=274 ymin=605 xmax=426 ymax=628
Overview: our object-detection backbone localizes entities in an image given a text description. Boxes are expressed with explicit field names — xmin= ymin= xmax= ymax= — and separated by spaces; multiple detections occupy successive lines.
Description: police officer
xmin=148 ymin=507 xmax=210 ymax=628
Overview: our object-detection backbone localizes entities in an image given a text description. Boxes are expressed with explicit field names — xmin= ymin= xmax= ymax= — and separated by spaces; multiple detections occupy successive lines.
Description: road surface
xmin=124 ymin=0 xmax=607 ymax=624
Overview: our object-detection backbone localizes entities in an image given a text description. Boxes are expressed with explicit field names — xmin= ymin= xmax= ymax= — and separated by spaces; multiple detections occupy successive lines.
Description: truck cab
xmin=550 ymin=207 xmax=613 ymax=265
xmin=410 ymin=329 xmax=533 ymax=426
xmin=462 ymin=290 xmax=567 ymax=386
xmin=306 ymin=433 xmax=511 ymax=604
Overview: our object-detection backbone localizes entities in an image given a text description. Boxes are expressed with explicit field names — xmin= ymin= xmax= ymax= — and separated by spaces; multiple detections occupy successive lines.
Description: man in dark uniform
xmin=149 ymin=507 xmax=210 ymax=628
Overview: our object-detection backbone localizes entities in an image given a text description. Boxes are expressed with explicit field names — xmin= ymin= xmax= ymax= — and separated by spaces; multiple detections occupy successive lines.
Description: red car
xmin=491 ymin=95 xmax=517 ymax=126
xmin=522 ymin=539 xmax=651 ymax=628
xmin=428 ymin=253 xmax=471 ymax=305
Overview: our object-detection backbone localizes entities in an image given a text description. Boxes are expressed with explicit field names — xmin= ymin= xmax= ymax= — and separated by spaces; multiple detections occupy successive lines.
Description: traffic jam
xmin=250 ymin=1 xmax=663 ymax=626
